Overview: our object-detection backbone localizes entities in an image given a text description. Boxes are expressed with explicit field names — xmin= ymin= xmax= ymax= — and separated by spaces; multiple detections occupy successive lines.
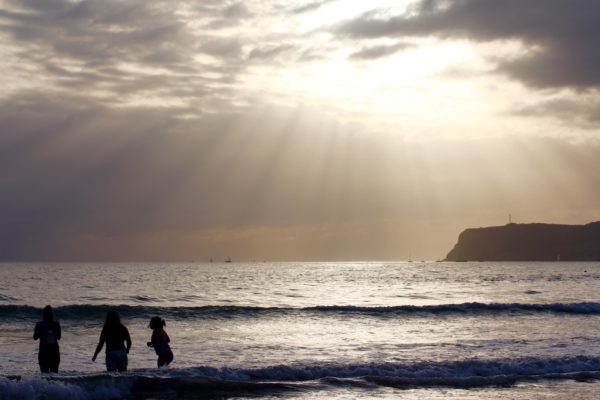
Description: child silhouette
xmin=147 ymin=316 xmax=174 ymax=367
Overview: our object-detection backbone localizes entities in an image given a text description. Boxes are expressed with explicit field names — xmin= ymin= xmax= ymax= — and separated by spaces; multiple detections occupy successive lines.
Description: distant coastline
xmin=445 ymin=222 xmax=600 ymax=261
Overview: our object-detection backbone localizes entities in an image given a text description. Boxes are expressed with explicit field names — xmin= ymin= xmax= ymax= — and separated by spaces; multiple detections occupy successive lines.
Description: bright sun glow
xmin=242 ymin=37 xmax=520 ymax=138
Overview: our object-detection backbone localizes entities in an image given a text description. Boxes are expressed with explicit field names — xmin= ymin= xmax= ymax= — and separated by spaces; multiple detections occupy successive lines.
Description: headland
xmin=445 ymin=222 xmax=600 ymax=261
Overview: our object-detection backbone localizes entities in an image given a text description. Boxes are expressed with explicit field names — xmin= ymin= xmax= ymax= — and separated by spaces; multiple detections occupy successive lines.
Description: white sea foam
xmin=0 ymin=376 xmax=129 ymax=400
xmin=4 ymin=355 xmax=600 ymax=399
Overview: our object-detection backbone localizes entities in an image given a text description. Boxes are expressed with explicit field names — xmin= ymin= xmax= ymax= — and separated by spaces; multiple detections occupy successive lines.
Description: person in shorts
xmin=92 ymin=310 xmax=132 ymax=372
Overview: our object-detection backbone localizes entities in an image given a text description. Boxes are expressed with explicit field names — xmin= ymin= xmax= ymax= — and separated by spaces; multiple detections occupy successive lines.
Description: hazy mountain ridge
xmin=445 ymin=222 xmax=600 ymax=261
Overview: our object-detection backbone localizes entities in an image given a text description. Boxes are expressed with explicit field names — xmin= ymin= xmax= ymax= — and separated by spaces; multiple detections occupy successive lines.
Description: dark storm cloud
xmin=336 ymin=0 xmax=600 ymax=90
xmin=349 ymin=42 xmax=412 ymax=60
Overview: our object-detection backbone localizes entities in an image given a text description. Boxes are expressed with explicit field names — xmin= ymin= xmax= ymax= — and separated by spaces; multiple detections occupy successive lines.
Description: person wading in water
xmin=33 ymin=305 xmax=61 ymax=373
xmin=92 ymin=311 xmax=132 ymax=372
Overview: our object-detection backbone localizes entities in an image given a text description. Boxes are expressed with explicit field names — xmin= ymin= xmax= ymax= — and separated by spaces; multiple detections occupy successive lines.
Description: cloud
xmin=349 ymin=42 xmax=412 ymax=60
xmin=291 ymin=0 xmax=337 ymax=14
xmin=513 ymin=97 xmax=600 ymax=128
xmin=198 ymin=36 xmax=245 ymax=59
xmin=247 ymin=44 xmax=297 ymax=61
xmin=0 ymin=0 xmax=208 ymax=104
xmin=204 ymin=2 xmax=253 ymax=28
xmin=222 ymin=2 xmax=252 ymax=19
xmin=0 ymin=0 xmax=332 ymax=114
xmin=336 ymin=0 xmax=600 ymax=90
xmin=0 ymin=0 xmax=194 ymax=65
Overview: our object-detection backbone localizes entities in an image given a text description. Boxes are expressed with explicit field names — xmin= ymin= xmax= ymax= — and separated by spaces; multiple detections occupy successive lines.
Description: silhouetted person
xmin=92 ymin=311 xmax=132 ymax=372
xmin=147 ymin=316 xmax=174 ymax=368
xmin=33 ymin=305 xmax=61 ymax=373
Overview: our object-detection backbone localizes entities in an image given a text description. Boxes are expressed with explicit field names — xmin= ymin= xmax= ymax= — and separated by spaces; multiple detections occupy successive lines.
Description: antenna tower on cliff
xmin=508 ymin=214 xmax=512 ymax=224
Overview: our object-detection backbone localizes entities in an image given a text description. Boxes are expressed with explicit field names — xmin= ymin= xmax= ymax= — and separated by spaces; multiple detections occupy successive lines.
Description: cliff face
xmin=445 ymin=222 xmax=600 ymax=261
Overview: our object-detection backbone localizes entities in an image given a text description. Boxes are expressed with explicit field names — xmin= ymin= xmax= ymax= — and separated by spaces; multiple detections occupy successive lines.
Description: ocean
xmin=1 ymin=261 xmax=600 ymax=399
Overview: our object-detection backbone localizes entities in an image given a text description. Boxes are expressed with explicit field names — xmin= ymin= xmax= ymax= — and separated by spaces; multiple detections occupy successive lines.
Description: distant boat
xmin=225 ymin=257 xmax=232 ymax=263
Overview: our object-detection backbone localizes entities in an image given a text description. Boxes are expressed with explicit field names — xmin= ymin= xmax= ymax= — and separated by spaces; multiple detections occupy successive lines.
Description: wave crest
xmin=3 ymin=302 xmax=600 ymax=321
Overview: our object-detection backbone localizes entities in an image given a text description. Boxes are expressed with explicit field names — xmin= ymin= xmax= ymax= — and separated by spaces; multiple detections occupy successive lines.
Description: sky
xmin=1 ymin=0 xmax=600 ymax=261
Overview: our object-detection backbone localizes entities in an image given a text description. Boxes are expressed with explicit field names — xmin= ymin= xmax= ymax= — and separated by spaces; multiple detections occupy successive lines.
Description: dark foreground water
xmin=1 ymin=262 xmax=600 ymax=399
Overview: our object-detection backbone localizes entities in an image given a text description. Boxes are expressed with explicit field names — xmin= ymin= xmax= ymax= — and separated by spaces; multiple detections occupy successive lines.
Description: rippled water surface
xmin=1 ymin=262 xmax=600 ymax=399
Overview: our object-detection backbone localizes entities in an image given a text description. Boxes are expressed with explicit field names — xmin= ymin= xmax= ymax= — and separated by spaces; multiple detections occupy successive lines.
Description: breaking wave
xmin=3 ymin=356 xmax=600 ymax=399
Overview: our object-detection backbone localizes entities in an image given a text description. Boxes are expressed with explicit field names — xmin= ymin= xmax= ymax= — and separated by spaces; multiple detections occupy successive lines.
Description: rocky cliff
xmin=445 ymin=222 xmax=600 ymax=261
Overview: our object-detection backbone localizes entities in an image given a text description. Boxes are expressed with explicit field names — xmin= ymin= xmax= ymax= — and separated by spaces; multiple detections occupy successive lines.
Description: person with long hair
xmin=33 ymin=305 xmax=61 ymax=373
xmin=92 ymin=310 xmax=132 ymax=372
